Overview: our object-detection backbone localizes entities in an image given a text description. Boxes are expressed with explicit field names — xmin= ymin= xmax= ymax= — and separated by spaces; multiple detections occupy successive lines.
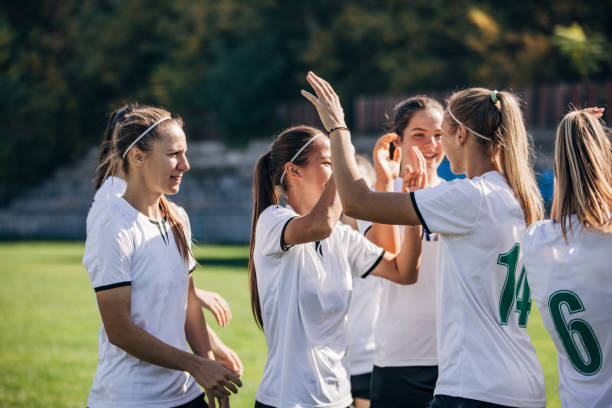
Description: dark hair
xmin=112 ymin=105 xmax=192 ymax=264
xmin=388 ymin=96 xmax=444 ymax=139
xmin=248 ymin=126 xmax=324 ymax=330
xmin=94 ymin=103 xmax=143 ymax=190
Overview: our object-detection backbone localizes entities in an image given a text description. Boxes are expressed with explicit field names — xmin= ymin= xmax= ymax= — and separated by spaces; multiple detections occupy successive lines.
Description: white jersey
xmin=83 ymin=196 xmax=200 ymax=408
xmin=524 ymin=216 xmax=612 ymax=408
xmin=254 ymin=205 xmax=385 ymax=408
xmin=374 ymin=177 xmax=438 ymax=367
xmin=412 ymin=170 xmax=545 ymax=407
xmin=346 ymin=220 xmax=381 ymax=376
xmin=82 ymin=177 xmax=127 ymax=277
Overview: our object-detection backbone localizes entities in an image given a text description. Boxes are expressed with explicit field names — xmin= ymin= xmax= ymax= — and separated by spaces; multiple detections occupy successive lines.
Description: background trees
xmin=1 ymin=0 xmax=610 ymax=202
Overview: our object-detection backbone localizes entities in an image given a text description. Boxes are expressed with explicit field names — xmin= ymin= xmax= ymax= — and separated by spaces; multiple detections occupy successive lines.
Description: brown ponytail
xmin=94 ymin=104 xmax=142 ymax=190
xmin=248 ymin=126 xmax=324 ymax=330
xmin=447 ymin=89 xmax=544 ymax=226
xmin=249 ymin=151 xmax=278 ymax=330
xmin=159 ymin=195 xmax=192 ymax=264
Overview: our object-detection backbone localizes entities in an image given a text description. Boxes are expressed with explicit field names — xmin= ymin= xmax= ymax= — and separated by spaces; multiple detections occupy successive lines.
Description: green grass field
xmin=0 ymin=242 xmax=561 ymax=407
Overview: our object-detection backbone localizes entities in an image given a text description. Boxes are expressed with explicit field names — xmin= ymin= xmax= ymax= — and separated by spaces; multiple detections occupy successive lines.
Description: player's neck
xmin=122 ymin=178 xmax=163 ymax=220
xmin=287 ymin=190 xmax=316 ymax=216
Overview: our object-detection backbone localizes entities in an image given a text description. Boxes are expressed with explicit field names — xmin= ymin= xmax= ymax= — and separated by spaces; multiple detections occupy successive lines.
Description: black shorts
xmin=351 ymin=372 xmax=372 ymax=400
xmin=428 ymin=395 xmax=520 ymax=408
xmin=255 ymin=400 xmax=350 ymax=408
xmin=370 ymin=365 xmax=438 ymax=408
xmin=255 ymin=402 xmax=275 ymax=408
xmin=173 ymin=393 xmax=209 ymax=408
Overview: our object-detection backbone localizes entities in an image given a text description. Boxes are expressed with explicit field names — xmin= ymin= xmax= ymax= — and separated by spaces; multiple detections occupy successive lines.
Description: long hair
xmin=249 ymin=126 xmax=324 ymax=330
xmin=551 ymin=109 xmax=612 ymax=241
xmin=447 ymin=88 xmax=544 ymax=226
xmin=94 ymin=103 xmax=143 ymax=190
xmin=112 ymin=105 xmax=192 ymax=264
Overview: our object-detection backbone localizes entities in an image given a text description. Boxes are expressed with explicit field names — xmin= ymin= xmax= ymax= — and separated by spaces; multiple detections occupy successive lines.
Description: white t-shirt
xmin=83 ymin=195 xmax=200 ymax=408
xmin=82 ymin=176 xmax=127 ymax=277
xmin=374 ymin=177 xmax=438 ymax=367
xmin=254 ymin=205 xmax=385 ymax=408
xmin=412 ymin=170 xmax=545 ymax=407
xmin=524 ymin=216 xmax=612 ymax=408
xmin=346 ymin=220 xmax=381 ymax=376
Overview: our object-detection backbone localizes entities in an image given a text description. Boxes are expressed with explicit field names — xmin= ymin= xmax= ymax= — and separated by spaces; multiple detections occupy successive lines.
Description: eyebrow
xmin=410 ymin=127 xmax=442 ymax=132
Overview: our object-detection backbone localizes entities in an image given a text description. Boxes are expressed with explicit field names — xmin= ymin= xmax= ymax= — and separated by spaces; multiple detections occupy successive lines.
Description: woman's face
xmin=398 ymin=108 xmax=444 ymax=172
xmin=295 ymin=136 xmax=332 ymax=201
xmin=141 ymin=122 xmax=190 ymax=195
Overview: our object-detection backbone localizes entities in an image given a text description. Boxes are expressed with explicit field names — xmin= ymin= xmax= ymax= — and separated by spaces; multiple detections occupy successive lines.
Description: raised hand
xmin=301 ymin=71 xmax=346 ymax=132
xmin=373 ymin=133 xmax=401 ymax=186
xmin=402 ymin=147 xmax=428 ymax=193
xmin=196 ymin=288 xmax=232 ymax=327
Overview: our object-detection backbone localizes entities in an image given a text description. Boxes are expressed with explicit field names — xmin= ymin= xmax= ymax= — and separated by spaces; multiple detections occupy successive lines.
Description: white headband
xmin=279 ymin=133 xmax=323 ymax=184
xmin=122 ymin=117 xmax=172 ymax=159
xmin=446 ymin=107 xmax=492 ymax=141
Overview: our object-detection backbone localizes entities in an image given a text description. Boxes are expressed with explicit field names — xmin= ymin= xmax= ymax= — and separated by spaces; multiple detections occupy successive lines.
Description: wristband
xmin=327 ymin=126 xmax=349 ymax=135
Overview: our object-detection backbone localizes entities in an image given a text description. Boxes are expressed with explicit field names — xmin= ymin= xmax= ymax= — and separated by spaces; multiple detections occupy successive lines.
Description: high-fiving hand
xmin=301 ymin=72 xmax=347 ymax=132
xmin=402 ymin=147 xmax=428 ymax=193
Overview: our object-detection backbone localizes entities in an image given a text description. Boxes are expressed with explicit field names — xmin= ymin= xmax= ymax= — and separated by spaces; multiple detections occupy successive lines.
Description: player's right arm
xmin=96 ymin=286 xmax=241 ymax=400
xmin=283 ymin=175 xmax=342 ymax=246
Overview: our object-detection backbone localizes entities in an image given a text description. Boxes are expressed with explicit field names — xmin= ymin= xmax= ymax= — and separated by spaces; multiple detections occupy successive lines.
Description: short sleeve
xmin=341 ymin=226 xmax=385 ymax=279
xmin=356 ymin=219 xmax=373 ymax=236
xmin=411 ymin=178 xmax=483 ymax=236
xmin=256 ymin=206 xmax=298 ymax=257
xmin=91 ymin=216 xmax=134 ymax=292
xmin=176 ymin=205 xmax=197 ymax=273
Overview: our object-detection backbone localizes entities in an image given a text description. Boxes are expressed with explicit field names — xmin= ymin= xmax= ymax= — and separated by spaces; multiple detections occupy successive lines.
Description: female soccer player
xmin=524 ymin=108 xmax=612 ymax=407
xmin=82 ymin=105 xmax=241 ymax=408
xmin=83 ymin=104 xmax=243 ymax=374
xmin=369 ymin=97 xmax=444 ymax=408
xmin=249 ymin=126 xmax=424 ymax=408
xmin=303 ymin=72 xmax=546 ymax=407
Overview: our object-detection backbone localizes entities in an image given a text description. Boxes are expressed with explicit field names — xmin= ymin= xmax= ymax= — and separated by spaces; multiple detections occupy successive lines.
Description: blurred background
xmin=0 ymin=0 xmax=610 ymax=242
xmin=1 ymin=2 xmax=610 ymax=407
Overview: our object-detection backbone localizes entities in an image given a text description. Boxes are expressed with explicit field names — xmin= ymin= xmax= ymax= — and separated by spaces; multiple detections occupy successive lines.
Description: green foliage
xmin=0 ymin=0 xmax=610 ymax=200
xmin=554 ymin=23 xmax=607 ymax=78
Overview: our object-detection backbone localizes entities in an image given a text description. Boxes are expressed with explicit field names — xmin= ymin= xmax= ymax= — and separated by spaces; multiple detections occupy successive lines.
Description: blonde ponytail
xmin=448 ymin=88 xmax=544 ymax=226
xmin=552 ymin=110 xmax=612 ymax=241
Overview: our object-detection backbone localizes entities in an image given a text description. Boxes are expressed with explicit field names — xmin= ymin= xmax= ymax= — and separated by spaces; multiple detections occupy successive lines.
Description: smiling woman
xmin=82 ymin=105 xmax=242 ymax=408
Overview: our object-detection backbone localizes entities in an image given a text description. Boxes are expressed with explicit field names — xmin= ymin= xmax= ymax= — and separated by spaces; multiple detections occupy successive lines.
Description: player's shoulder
xmin=524 ymin=219 xmax=557 ymax=255
xmin=259 ymin=205 xmax=298 ymax=225
xmin=98 ymin=197 xmax=140 ymax=236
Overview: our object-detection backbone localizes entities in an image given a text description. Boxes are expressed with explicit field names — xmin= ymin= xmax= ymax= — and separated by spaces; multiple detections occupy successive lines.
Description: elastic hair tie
xmin=446 ymin=107 xmax=492 ymax=141
xmin=490 ymin=90 xmax=499 ymax=104
xmin=122 ymin=117 xmax=172 ymax=159
xmin=279 ymin=133 xmax=323 ymax=184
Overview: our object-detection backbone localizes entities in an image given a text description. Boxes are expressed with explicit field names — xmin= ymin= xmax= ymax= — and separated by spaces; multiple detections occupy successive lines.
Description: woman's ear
xmin=286 ymin=162 xmax=301 ymax=179
xmin=129 ymin=148 xmax=146 ymax=167
xmin=456 ymin=126 xmax=467 ymax=149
